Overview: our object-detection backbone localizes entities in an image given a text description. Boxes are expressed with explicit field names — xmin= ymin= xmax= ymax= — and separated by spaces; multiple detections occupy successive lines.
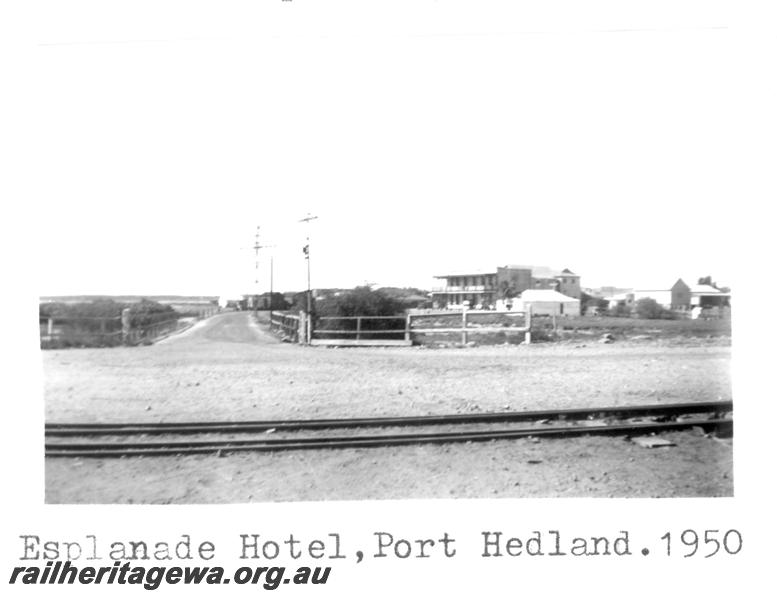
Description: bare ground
xmin=42 ymin=312 xmax=733 ymax=502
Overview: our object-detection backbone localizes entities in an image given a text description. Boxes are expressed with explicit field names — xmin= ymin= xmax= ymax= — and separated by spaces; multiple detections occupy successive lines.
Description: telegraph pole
xmin=269 ymin=255 xmax=274 ymax=308
xmin=299 ymin=213 xmax=319 ymax=315
xmin=253 ymin=226 xmax=261 ymax=290
xmin=263 ymin=248 xmax=276 ymax=308
xmin=250 ymin=226 xmax=276 ymax=311
xmin=251 ymin=226 xmax=261 ymax=312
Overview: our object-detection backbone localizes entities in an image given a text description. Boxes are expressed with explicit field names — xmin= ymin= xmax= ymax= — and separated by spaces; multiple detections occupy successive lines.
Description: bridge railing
xmin=301 ymin=308 xmax=532 ymax=347
xmin=269 ymin=311 xmax=302 ymax=343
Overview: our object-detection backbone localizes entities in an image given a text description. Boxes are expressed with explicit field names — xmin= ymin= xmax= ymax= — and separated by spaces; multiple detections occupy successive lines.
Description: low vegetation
xmin=634 ymin=297 xmax=676 ymax=320
xmin=312 ymin=287 xmax=406 ymax=340
xmin=276 ymin=287 xmax=731 ymax=345
xmin=532 ymin=314 xmax=731 ymax=343
xmin=39 ymin=299 xmax=180 ymax=348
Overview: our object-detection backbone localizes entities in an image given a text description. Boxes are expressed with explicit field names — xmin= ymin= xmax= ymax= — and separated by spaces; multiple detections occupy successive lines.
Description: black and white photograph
xmin=34 ymin=2 xmax=736 ymax=505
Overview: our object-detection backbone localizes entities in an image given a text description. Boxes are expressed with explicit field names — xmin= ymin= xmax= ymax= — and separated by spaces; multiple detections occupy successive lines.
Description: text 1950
xmin=660 ymin=529 xmax=742 ymax=557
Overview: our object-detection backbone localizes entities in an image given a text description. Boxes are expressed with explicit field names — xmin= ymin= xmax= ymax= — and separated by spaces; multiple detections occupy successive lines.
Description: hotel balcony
xmin=430 ymin=285 xmax=493 ymax=293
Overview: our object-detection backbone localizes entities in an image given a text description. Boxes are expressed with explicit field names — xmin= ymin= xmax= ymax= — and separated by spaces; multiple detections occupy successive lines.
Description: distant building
xmin=503 ymin=289 xmax=581 ymax=316
xmin=590 ymin=280 xmax=731 ymax=313
xmin=689 ymin=284 xmax=731 ymax=308
xmin=604 ymin=292 xmax=635 ymax=310
xmin=431 ymin=265 xmax=581 ymax=309
xmin=633 ymin=279 xmax=691 ymax=309
xmin=585 ymin=286 xmax=632 ymax=299
xmin=241 ymin=292 xmax=288 ymax=311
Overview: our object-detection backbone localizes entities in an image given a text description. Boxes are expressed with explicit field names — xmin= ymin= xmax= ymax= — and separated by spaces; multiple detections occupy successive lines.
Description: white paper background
xmin=2 ymin=1 xmax=775 ymax=597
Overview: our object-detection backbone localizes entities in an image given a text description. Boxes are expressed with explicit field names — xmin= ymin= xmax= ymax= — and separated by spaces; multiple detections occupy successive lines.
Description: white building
xmin=505 ymin=289 xmax=581 ymax=316
xmin=689 ymin=284 xmax=731 ymax=307
xmin=632 ymin=278 xmax=692 ymax=309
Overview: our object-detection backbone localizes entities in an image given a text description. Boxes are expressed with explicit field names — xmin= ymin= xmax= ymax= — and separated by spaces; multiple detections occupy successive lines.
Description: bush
xmin=316 ymin=287 xmax=403 ymax=318
xmin=40 ymin=298 xmax=122 ymax=320
xmin=579 ymin=292 xmax=607 ymax=315
xmin=289 ymin=292 xmax=312 ymax=313
xmin=309 ymin=287 xmax=405 ymax=340
xmin=39 ymin=299 xmax=180 ymax=348
xmin=608 ymin=302 xmax=632 ymax=318
xmin=128 ymin=299 xmax=179 ymax=328
xmin=634 ymin=298 xmax=675 ymax=320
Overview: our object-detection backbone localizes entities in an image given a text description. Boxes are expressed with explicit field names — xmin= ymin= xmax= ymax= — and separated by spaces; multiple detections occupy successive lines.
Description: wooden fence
xmin=404 ymin=309 xmax=531 ymax=346
xmin=269 ymin=311 xmax=304 ymax=343
xmin=312 ymin=315 xmax=411 ymax=346
xmin=121 ymin=317 xmax=187 ymax=345
xmin=39 ymin=316 xmax=123 ymax=347
xmin=266 ymin=309 xmax=532 ymax=347
xmin=40 ymin=307 xmax=220 ymax=348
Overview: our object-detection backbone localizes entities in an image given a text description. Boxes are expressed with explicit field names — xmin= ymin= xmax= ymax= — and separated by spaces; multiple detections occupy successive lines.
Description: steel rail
xmin=45 ymin=417 xmax=733 ymax=458
xmin=45 ymin=400 xmax=733 ymax=437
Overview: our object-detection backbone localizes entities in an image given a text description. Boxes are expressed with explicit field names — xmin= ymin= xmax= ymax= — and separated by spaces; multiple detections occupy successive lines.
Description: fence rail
xmin=301 ymin=309 xmax=532 ymax=346
xmin=122 ymin=318 xmax=186 ymax=345
xmin=39 ymin=316 xmax=122 ymax=347
xmin=269 ymin=311 xmax=302 ymax=343
xmin=40 ymin=307 xmax=220 ymax=348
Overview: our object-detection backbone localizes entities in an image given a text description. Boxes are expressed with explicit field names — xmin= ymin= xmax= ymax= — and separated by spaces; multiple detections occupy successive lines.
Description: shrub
xmin=317 ymin=287 xmax=403 ymax=318
xmin=40 ymin=299 xmax=180 ymax=348
xmin=634 ymin=297 xmax=675 ymax=320
xmin=608 ymin=302 xmax=632 ymax=318
xmin=289 ymin=292 xmax=313 ymax=313
xmin=128 ymin=299 xmax=179 ymax=328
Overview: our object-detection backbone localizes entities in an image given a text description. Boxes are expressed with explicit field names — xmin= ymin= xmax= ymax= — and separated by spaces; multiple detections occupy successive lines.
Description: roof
xmin=435 ymin=265 xmax=579 ymax=279
xmin=588 ymin=286 xmax=632 ymax=297
xmin=433 ymin=269 xmax=497 ymax=278
xmin=634 ymin=278 xmax=689 ymax=292
xmin=520 ymin=289 xmax=580 ymax=302
xmin=502 ymin=265 xmax=578 ymax=278
xmin=690 ymin=284 xmax=730 ymax=296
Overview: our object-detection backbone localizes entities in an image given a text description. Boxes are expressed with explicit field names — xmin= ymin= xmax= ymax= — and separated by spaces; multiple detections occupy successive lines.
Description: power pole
xmin=253 ymin=226 xmax=261 ymax=290
xmin=250 ymin=226 xmax=276 ymax=311
xmin=269 ymin=255 xmax=274 ymax=308
xmin=299 ymin=213 xmax=319 ymax=315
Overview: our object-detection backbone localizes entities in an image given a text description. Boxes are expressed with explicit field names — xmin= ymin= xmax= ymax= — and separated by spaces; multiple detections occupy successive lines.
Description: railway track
xmin=45 ymin=400 xmax=733 ymax=458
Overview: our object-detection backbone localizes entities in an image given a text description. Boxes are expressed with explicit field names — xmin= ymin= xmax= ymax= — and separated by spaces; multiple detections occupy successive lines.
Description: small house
xmin=515 ymin=289 xmax=581 ymax=316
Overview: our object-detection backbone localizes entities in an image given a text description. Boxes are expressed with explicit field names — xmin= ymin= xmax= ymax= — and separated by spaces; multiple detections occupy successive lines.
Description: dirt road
xmin=42 ymin=311 xmax=733 ymax=502
xmin=158 ymin=310 xmax=276 ymax=345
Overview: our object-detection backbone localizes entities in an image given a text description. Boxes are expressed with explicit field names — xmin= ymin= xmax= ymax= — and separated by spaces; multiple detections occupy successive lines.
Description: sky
xmin=28 ymin=0 xmax=738 ymax=298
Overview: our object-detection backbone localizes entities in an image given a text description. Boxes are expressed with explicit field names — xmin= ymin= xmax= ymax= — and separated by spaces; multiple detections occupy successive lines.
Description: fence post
xmin=47 ymin=318 xmax=54 ymax=337
xmin=121 ymin=308 xmax=132 ymax=345
xmin=356 ymin=317 xmax=362 ymax=341
xmin=405 ymin=313 xmax=411 ymax=342
xmin=462 ymin=308 xmax=468 ymax=345
xmin=307 ymin=313 xmax=313 ymax=344
xmin=298 ymin=311 xmax=306 ymax=345
xmin=524 ymin=305 xmax=532 ymax=345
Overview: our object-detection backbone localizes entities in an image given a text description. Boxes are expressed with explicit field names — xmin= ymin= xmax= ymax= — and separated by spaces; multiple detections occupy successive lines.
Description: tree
xmin=609 ymin=301 xmax=632 ymax=317
xmin=317 ymin=286 xmax=402 ymax=317
xmin=697 ymin=276 xmax=717 ymax=288
xmin=289 ymin=292 xmax=311 ymax=313
xmin=499 ymin=280 xmax=517 ymax=300
xmin=634 ymin=297 xmax=674 ymax=320
xmin=580 ymin=292 xmax=608 ymax=315
xmin=128 ymin=299 xmax=179 ymax=328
